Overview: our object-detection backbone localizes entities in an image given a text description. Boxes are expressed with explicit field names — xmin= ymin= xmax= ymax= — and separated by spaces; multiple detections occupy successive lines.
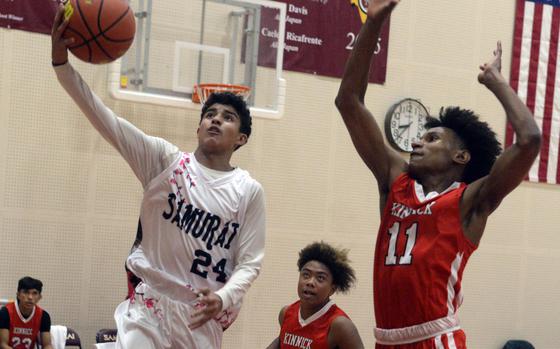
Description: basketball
xmin=62 ymin=0 xmax=136 ymax=64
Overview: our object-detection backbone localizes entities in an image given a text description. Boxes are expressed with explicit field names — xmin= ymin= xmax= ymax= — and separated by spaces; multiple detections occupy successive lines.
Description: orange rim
xmin=193 ymin=83 xmax=251 ymax=103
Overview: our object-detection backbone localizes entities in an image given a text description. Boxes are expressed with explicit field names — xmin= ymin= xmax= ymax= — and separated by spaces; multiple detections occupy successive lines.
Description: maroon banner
xmin=259 ymin=0 xmax=390 ymax=84
xmin=0 ymin=0 xmax=58 ymax=34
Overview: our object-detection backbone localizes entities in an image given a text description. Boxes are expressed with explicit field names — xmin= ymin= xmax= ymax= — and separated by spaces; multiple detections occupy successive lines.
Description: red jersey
xmin=280 ymin=300 xmax=348 ymax=349
xmin=6 ymin=302 xmax=43 ymax=349
xmin=373 ymin=173 xmax=476 ymax=342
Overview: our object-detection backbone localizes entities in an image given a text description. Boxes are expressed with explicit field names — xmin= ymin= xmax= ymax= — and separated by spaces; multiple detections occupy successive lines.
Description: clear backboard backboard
xmin=108 ymin=0 xmax=286 ymax=119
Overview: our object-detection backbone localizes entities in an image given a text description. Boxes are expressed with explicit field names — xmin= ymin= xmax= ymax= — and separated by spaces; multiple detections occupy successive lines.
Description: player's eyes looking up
xmin=422 ymin=132 xmax=440 ymax=143
xmin=223 ymin=112 xmax=236 ymax=122
xmin=300 ymin=269 xmax=329 ymax=284
xmin=203 ymin=108 xmax=239 ymax=122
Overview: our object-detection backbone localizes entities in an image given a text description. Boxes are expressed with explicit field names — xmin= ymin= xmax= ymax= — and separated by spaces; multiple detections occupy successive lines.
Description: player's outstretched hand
xmin=51 ymin=5 xmax=74 ymax=65
xmin=189 ymin=288 xmax=223 ymax=330
xmin=367 ymin=0 xmax=400 ymax=23
xmin=478 ymin=41 xmax=506 ymax=87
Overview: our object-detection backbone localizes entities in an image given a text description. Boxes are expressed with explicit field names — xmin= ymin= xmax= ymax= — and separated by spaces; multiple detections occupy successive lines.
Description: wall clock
xmin=384 ymin=98 xmax=429 ymax=153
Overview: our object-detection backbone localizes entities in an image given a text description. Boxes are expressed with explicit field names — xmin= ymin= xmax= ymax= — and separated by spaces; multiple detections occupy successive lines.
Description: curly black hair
xmin=297 ymin=241 xmax=356 ymax=294
xmin=424 ymin=106 xmax=502 ymax=183
xmin=200 ymin=92 xmax=252 ymax=140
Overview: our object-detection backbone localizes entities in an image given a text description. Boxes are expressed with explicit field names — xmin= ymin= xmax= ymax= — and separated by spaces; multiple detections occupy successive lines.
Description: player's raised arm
xmin=462 ymin=41 xmax=542 ymax=244
xmin=51 ymin=5 xmax=73 ymax=66
xmin=51 ymin=5 xmax=174 ymax=187
xmin=335 ymin=0 xmax=406 ymax=197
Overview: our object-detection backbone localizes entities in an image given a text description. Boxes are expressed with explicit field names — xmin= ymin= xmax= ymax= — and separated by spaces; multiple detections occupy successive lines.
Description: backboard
xmin=108 ymin=0 xmax=287 ymax=119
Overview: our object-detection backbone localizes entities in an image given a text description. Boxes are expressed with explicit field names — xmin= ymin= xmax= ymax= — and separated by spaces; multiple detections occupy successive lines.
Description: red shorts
xmin=376 ymin=329 xmax=466 ymax=349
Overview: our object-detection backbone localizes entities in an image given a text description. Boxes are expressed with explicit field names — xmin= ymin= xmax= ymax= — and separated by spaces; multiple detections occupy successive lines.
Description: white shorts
xmin=114 ymin=283 xmax=223 ymax=349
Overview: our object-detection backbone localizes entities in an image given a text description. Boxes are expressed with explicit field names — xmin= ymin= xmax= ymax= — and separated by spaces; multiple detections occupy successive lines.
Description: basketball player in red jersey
xmin=266 ymin=242 xmax=364 ymax=349
xmin=335 ymin=1 xmax=541 ymax=348
xmin=0 ymin=277 xmax=53 ymax=349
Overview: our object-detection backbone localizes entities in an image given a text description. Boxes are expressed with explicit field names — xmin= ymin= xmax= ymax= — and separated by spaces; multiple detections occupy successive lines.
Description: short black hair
xmin=297 ymin=241 xmax=356 ymax=294
xmin=17 ymin=276 xmax=43 ymax=293
xmin=425 ymin=106 xmax=502 ymax=183
xmin=200 ymin=92 xmax=252 ymax=139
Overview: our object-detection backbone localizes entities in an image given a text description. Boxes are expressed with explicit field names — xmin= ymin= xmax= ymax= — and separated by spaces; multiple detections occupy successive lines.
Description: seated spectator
xmin=0 ymin=276 xmax=52 ymax=349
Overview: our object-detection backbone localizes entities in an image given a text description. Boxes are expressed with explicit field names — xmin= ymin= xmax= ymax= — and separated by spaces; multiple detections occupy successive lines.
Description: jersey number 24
xmin=190 ymin=249 xmax=228 ymax=283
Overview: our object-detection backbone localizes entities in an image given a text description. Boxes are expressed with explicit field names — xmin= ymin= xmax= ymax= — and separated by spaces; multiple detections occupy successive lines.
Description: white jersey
xmin=128 ymin=151 xmax=265 ymax=326
xmin=55 ymin=63 xmax=266 ymax=329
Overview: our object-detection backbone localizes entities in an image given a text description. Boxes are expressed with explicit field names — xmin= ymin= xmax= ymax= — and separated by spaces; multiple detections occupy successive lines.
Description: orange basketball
xmin=63 ymin=0 xmax=135 ymax=64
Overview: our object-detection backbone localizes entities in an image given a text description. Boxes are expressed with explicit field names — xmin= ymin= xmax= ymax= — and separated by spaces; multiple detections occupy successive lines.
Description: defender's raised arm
xmin=461 ymin=41 xmax=542 ymax=244
xmin=335 ymin=0 xmax=406 ymax=202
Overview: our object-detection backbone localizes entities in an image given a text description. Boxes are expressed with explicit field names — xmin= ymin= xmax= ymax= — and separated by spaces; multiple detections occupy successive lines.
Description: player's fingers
xmin=189 ymin=311 xmax=210 ymax=330
xmin=196 ymin=288 xmax=212 ymax=304
xmin=191 ymin=300 xmax=211 ymax=319
xmin=54 ymin=5 xmax=63 ymax=25
xmin=198 ymin=288 xmax=211 ymax=296
xmin=55 ymin=23 xmax=69 ymax=42
xmin=57 ymin=13 xmax=70 ymax=34
xmin=52 ymin=6 xmax=64 ymax=34
xmin=60 ymin=15 xmax=70 ymax=30
xmin=54 ymin=7 xmax=69 ymax=38
xmin=58 ymin=5 xmax=68 ymax=25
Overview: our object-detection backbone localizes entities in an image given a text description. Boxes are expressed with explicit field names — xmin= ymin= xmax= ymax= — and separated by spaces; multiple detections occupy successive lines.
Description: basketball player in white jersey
xmin=51 ymin=6 xmax=266 ymax=349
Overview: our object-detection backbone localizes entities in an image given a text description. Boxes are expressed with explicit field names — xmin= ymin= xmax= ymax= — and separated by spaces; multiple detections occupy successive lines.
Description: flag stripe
xmin=525 ymin=3 xmax=543 ymax=116
xmin=518 ymin=2 xmax=534 ymax=106
xmin=507 ymin=0 xmax=560 ymax=184
xmin=511 ymin=0 xmax=526 ymax=93
xmin=550 ymin=7 xmax=560 ymax=184
xmin=508 ymin=0 xmax=526 ymax=147
xmin=518 ymin=2 xmax=535 ymax=182
xmin=539 ymin=7 xmax=560 ymax=181
xmin=528 ymin=3 xmax=549 ymax=181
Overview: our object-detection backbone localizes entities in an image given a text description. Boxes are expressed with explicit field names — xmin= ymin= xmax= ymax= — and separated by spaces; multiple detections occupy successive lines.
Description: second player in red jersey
xmin=335 ymin=0 xmax=541 ymax=347
xmin=267 ymin=242 xmax=364 ymax=349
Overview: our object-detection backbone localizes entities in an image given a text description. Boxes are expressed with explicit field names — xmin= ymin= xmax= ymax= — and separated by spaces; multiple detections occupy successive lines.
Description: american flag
xmin=508 ymin=0 xmax=560 ymax=184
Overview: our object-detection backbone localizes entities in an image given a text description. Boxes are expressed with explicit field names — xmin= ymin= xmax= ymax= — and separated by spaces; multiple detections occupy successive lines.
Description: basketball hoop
xmin=193 ymin=83 xmax=251 ymax=104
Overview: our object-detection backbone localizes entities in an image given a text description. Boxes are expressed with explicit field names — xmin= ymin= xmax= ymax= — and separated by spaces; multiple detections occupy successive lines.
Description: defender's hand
xmin=478 ymin=41 xmax=506 ymax=87
xmin=189 ymin=289 xmax=223 ymax=330
xmin=367 ymin=0 xmax=401 ymax=22
xmin=51 ymin=5 xmax=74 ymax=65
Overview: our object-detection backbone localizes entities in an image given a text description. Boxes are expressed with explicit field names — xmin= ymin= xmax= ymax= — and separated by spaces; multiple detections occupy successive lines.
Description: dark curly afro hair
xmin=425 ymin=106 xmax=502 ymax=183
xmin=297 ymin=241 xmax=356 ymax=294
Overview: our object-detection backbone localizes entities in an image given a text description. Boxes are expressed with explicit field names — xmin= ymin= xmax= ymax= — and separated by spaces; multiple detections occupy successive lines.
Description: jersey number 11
xmin=385 ymin=222 xmax=417 ymax=265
